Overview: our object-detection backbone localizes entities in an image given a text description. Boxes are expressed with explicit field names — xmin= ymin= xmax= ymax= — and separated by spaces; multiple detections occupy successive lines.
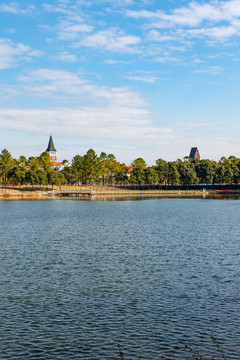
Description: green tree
xmin=72 ymin=155 xmax=84 ymax=184
xmin=130 ymin=157 xmax=147 ymax=185
xmin=215 ymin=163 xmax=225 ymax=184
xmin=57 ymin=173 xmax=67 ymax=186
xmin=0 ymin=149 xmax=15 ymax=184
xmin=47 ymin=172 xmax=67 ymax=187
xmin=155 ymin=158 xmax=168 ymax=184
xmin=132 ymin=157 xmax=147 ymax=170
xmin=25 ymin=170 xmax=39 ymax=186
xmin=219 ymin=157 xmax=234 ymax=184
xmin=144 ymin=167 xmax=158 ymax=185
xmin=178 ymin=161 xmax=198 ymax=185
xmin=167 ymin=162 xmax=180 ymax=185
xmin=114 ymin=170 xmax=128 ymax=184
xmin=106 ymin=154 xmax=122 ymax=185
xmin=130 ymin=167 xmax=145 ymax=185
xmin=47 ymin=170 xmax=64 ymax=188
xmin=36 ymin=169 xmax=48 ymax=185
xmin=9 ymin=166 xmax=26 ymax=186
xmin=228 ymin=156 xmax=240 ymax=185
xmin=28 ymin=156 xmax=39 ymax=171
xmin=18 ymin=155 xmax=28 ymax=168
xmin=39 ymin=152 xmax=53 ymax=171
xmin=60 ymin=165 xmax=76 ymax=184
xmin=82 ymin=148 xmax=98 ymax=184
xmin=196 ymin=159 xmax=215 ymax=184
xmin=98 ymin=152 xmax=107 ymax=185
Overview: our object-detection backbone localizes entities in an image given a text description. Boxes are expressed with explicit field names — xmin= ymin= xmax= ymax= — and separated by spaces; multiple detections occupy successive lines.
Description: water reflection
xmin=56 ymin=194 xmax=240 ymax=201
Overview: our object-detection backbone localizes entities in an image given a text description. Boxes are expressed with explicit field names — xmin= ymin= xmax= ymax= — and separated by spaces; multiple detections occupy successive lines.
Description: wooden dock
xmin=56 ymin=189 xmax=93 ymax=198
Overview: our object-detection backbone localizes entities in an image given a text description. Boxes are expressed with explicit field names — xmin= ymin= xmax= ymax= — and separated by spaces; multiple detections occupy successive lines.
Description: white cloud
xmin=125 ymin=75 xmax=157 ymax=83
xmin=16 ymin=68 xmax=149 ymax=109
xmin=0 ymin=38 xmax=42 ymax=70
xmin=127 ymin=0 xmax=240 ymax=43
xmin=0 ymin=106 xmax=179 ymax=166
xmin=176 ymin=121 xmax=218 ymax=129
xmin=125 ymin=70 xmax=158 ymax=83
xmin=18 ymin=69 xmax=88 ymax=96
xmin=43 ymin=3 xmax=79 ymax=17
xmin=43 ymin=1 xmax=141 ymax=54
xmin=0 ymin=1 xmax=35 ymax=14
xmin=194 ymin=65 xmax=224 ymax=75
xmin=0 ymin=67 xmax=174 ymax=158
xmin=52 ymin=51 xmax=77 ymax=62
xmin=194 ymin=58 xmax=205 ymax=64
xmin=0 ymin=106 xmax=175 ymax=158
xmin=42 ymin=2 xmax=94 ymax=42
xmin=103 ymin=59 xmax=123 ymax=65
xmin=98 ymin=0 xmax=135 ymax=6
xmin=147 ymin=29 xmax=177 ymax=42
xmin=1 ymin=107 xmax=237 ymax=163
xmin=77 ymin=28 xmax=141 ymax=53
xmin=155 ymin=56 xmax=179 ymax=63
xmin=188 ymin=25 xmax=240 ymax=40
xmin=56 ymin=21 xmax=94 ymax=41
xmin=127 ymin=1 xmax=240 ymax=26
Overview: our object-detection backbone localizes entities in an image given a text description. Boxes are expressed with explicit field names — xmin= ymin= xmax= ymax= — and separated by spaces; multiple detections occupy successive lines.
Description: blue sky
xmin=1 ymin=0 xmax=240 ymax=164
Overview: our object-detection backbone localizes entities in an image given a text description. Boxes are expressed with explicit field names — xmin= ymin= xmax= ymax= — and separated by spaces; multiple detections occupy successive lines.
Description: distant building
xmin=46 ymin=135 xmax=57 ymax=162
xmin=189 ymin=147 xmax=200 ymax=160
xmin=46 ymin=135 xmax=63 ymax=169
xmin=124 ymin=165 xmax=134 ymax=178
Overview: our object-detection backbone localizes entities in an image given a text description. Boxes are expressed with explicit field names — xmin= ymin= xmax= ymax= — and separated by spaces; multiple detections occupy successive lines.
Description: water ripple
xmin=0 ymin=199 xmax=240 ymax=359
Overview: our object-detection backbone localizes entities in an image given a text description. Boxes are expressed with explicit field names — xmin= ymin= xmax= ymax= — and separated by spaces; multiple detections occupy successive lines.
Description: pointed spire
xmin=46 ymin=135 xmax=57 ymax=152
xmin=189 ymin=147 xmax=200 ymax=159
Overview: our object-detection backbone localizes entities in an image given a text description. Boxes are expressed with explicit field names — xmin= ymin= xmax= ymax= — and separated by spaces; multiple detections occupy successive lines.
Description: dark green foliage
xmin=8 ymin=166 xmax=26 ymax=185
xmin=115 ymin=170 xmax=128 ymax=184
xmin=39 ymin=152 xmax=53 ymax=171
xmin=155 ymin=158 xmax=168 ymax=184
xmin=130 ymin=166 xmax=145 ymax=185
xmin=178 ymin=160 xmax=198 ymax=185
xmin=25 ymin=170 xmax=39 ymax=185
xmin=132 ymin=157 xmax=147 ymax=170
xmin=72 ymin=154 xmax=84 ymax=184
xmin=0 ymin=149 xmax=14 ymax=184
xmin=167 ymin=161 xmax=180 ymax=185
xmin=82 ymin=148 xmax=98 ymax=184
xmin=144 ymin=166 xmax=158 ymax=184
xmin=195 ymin=159 xmax=215 ymax=184
xmin=2 ymin=148 xmax=240 ymax=187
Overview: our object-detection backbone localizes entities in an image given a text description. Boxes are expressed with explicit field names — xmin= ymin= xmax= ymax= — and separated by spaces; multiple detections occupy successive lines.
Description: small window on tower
xmin=52 ymin=156 xmax=55 ymax=160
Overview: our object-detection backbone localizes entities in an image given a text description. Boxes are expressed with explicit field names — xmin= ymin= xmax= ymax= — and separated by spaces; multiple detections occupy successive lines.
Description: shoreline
xmin=0 ymin=186 xmax=216 ymax=200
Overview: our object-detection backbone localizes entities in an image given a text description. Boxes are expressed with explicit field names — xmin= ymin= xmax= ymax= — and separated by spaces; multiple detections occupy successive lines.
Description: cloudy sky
xmin=1 ymin=0 xmax=240 ymax=164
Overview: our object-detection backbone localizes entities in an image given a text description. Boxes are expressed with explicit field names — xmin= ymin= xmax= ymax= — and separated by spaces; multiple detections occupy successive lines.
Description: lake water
xmin=0 ymin=198 xmax=240 ymax=359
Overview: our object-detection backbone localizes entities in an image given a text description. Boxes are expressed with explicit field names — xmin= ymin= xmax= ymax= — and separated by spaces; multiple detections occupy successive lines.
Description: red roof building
xmin=46 ymin=136 xmax=63 ymax=168
xmin=189 ymin=147 xmax=200 ymax=160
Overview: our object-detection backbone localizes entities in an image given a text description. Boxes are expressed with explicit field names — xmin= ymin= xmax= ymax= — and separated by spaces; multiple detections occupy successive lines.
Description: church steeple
xmin=46 ymin=135 xmax=57 ymax=162
xmin=189 ymin=147 xmax=200 ymax=160
xmin=46 ymin=135 xmax=56 ymax=152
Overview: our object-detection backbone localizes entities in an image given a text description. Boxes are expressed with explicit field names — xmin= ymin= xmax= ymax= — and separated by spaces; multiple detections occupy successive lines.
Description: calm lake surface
xmin=0 ymin=198 xmax=240 ymax=359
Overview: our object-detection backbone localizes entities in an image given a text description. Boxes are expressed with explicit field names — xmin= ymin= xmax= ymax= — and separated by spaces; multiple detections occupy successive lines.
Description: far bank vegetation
xmin=1 ymin=148 xmax=240 ymax=187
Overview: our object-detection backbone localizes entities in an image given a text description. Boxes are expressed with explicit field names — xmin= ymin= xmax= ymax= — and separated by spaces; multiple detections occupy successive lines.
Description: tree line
xmin=1 ymin=147 xmax=240 ymax=186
